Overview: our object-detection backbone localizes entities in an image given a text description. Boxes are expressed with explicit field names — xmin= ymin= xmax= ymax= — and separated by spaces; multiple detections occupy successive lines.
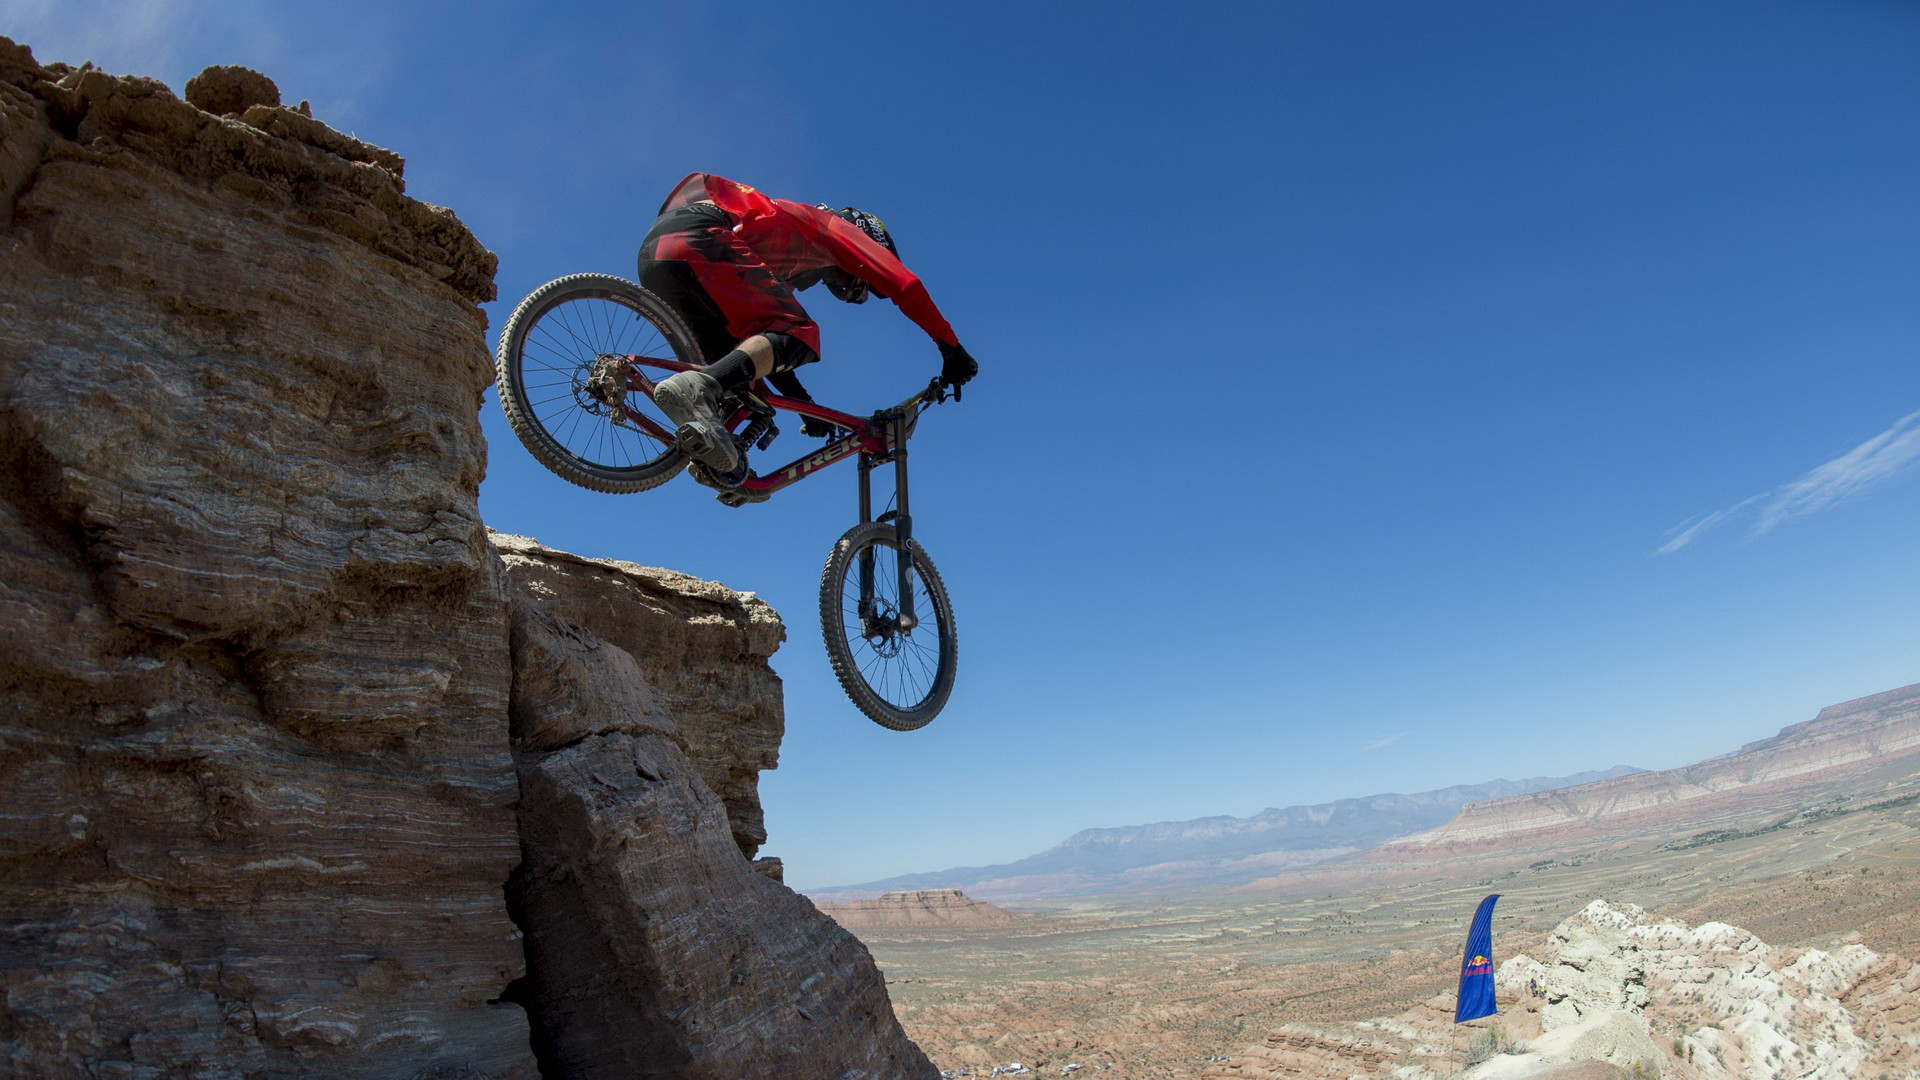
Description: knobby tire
xmin=819 ymin=522 xmax=958 ymax=730
xmin=495 ymin=273 xmax=698 ymax=494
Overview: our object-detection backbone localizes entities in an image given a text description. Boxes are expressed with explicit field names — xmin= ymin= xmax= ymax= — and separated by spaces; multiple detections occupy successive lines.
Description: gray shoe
xmin=653 ymin=369 xmax=742 ymax=475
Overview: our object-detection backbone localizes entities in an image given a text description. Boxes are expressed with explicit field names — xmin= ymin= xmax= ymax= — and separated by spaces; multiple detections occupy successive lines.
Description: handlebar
xmin=892 ymin=376 xmax=953 ymax=416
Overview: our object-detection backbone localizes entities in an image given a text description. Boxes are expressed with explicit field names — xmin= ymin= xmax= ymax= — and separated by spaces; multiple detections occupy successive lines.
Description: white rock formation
xmin=1482 ymin=900 xmax=1920 ymax=1079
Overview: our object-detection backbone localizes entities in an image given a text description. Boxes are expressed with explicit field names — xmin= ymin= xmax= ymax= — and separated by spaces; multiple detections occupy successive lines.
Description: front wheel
xmin=819 ymin=522 xmax=958 ymax=730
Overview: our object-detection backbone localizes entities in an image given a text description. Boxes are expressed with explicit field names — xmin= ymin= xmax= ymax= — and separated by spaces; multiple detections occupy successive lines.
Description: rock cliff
xmin=0 ymin=39 xmax=933 ymax=1078
xmin=494 ymin=533 xmax=785 ymax=864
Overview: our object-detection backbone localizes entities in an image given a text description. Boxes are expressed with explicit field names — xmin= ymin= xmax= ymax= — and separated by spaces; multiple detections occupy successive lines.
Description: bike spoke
xmin=509 ymin=291 xmax=682 ymax=471
xmin=835 ymin=542 xmax=945 ymax=713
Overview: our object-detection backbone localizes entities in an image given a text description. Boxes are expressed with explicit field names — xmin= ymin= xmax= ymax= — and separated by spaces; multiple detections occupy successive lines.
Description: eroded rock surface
xmin=493 ymin=532 xmax=785 ymax=861
xmin=0 ymin=38 xmax=522 ymax=1079
xmin=503 ymin=584 xmax=936 ymax=1079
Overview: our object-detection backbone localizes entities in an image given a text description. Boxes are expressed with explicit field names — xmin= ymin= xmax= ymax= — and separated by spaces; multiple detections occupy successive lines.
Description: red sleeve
xmin=780 ymin=201 xmax=959 ymax=347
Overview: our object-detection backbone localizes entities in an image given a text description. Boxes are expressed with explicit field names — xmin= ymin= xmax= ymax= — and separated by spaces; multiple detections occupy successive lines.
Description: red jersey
xmin=658 ymin=173 xmax=958 ymax=347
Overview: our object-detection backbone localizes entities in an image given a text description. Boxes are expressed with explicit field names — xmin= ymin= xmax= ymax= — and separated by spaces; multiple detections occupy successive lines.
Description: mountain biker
xmin=639 ymin=172 xmax=978 ymax=485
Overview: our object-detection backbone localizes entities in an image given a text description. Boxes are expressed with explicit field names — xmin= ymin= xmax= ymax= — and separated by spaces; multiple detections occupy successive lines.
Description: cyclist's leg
xmin=637 ymin=258 xmax=734 ymax=362
xmin=652 ymin=332 xmax=818 ymax=470
xmin=657 ymin=286 xmax=818 ymax=459
xmin=639 ymin=215 xmax=767 ymax=473
xmin=642 ymin=212 xmax=827 ymax=468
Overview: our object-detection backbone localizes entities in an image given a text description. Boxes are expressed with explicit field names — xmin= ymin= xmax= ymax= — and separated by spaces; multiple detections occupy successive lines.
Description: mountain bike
xmin=493 ymin=273 xmax=958 ymax=731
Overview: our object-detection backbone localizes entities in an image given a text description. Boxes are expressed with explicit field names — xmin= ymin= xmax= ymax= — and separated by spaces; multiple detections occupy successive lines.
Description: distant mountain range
xmin=805 ymin=767 xmax=1640 ymax=903
xmin=1374 ymin=682 xmax=1920 ymax=861
xmin=810 ymin=683 xmax=1920 ymax=906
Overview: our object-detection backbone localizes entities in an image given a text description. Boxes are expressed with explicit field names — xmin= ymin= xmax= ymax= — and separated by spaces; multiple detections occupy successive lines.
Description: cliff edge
xmin=0 ymin=38 xmax=933 ymax=1078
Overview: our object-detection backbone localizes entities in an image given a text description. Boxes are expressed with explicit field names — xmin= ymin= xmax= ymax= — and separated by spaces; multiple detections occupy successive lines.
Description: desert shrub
xmin=1462 ymin=1036 xmax=1495 ymax=1066
xmin=1462 ymin=1024 xmax=1506 ymax=1066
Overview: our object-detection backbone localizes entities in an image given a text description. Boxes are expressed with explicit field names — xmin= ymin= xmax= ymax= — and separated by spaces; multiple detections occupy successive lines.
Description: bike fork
xmin=855 ymin=415 xmax=917 ymax=633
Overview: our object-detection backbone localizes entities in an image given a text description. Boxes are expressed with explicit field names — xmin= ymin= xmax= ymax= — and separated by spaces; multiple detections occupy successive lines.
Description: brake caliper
xmin=583 ymin=354 xmax=629 ymax=409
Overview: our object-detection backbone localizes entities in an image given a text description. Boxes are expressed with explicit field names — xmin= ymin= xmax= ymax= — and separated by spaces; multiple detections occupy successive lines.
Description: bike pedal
xmin=688 ymin=458 xmax=750 ymax=492
xmin=716 ymin=488 xmax=770 ymax=507
xmin=675 ymin=423 xmax=742 ymax=475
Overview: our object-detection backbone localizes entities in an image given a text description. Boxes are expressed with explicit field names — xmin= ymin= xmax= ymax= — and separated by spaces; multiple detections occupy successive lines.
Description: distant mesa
xmin=814 ymin=888 xmax=1023 ymax=930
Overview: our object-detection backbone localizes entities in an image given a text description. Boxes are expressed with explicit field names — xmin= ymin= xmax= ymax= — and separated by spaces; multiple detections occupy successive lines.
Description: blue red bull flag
xmin=1454 ymin=894 xmax=1500 ymax=1023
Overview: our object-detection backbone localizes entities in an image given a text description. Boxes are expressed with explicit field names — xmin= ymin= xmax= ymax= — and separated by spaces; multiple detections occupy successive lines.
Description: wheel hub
xmin=578 ymin=353 xmax=629 ymax=412
xmin=861 ymin=602 xmax=905 ymax=655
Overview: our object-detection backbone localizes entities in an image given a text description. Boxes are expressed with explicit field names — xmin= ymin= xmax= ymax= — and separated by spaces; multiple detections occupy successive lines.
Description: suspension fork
xmin=854 ymin=411 xmax=918 ymax=633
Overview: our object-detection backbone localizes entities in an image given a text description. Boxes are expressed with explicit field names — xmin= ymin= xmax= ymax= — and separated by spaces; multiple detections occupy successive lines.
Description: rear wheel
xmin=819 ymin=522 xmax=958 ymax=730
xmin=495 ymin=273 xmax=695 ymax=493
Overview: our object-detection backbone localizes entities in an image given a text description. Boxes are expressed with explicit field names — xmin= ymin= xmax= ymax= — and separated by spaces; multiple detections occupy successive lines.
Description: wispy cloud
xmin=7 ymin=3 xmax=392 ymax=139
xmin=1363 ymin=732 xmax=1409 ymax=751
xmin=1658 ymin=409 xmax=1920 ymax=555
xmin=8 ymin=0 xmax=195 ymax=78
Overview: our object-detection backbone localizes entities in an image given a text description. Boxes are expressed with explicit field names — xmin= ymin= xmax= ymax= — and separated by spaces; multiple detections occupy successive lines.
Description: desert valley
xmin=818 ymin=684 xmax=1920 ymax=1077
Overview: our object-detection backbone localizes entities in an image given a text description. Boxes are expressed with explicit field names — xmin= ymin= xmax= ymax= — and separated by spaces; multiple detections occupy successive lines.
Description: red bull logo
xmin=1462 ymin=955 xmax=1493 ymax=976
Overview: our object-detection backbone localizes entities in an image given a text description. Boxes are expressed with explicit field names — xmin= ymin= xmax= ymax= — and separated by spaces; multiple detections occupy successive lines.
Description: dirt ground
xmin=860 ymin=798 xmax=1920 ymax=1078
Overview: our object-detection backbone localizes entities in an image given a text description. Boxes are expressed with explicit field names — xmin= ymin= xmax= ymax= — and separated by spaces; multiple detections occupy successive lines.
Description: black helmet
xmin=816 ymin=205 xmax=897 ymax=304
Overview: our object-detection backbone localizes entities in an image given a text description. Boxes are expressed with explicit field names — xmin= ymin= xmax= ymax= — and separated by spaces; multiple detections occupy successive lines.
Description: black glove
xmin=940 ymin=342 xmax=978 ymax=395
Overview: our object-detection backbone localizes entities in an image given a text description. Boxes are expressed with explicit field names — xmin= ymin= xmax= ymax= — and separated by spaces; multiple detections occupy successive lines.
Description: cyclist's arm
xmin=801 ymin=207 xmax=959 ymax=346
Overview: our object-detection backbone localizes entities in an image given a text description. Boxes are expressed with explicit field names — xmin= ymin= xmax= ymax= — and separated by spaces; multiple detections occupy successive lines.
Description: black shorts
xmin=638 ymin=204 xmax=819 ymax=371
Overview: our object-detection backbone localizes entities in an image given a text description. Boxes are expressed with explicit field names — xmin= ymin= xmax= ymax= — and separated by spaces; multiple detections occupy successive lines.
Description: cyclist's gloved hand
xmin=801 ymin=415 xmax=838 ymax=438
xmin=940 ymin=342 xmax=978 ymax=397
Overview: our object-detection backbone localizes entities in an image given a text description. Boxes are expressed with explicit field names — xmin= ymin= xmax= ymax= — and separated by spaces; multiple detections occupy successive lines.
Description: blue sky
xmin=14 ymin=1 xmax=1917 ymax=890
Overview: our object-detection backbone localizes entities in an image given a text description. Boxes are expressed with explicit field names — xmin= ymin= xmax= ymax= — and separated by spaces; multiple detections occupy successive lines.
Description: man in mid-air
xmin=638 ymin=172 xmax=979 ymax=486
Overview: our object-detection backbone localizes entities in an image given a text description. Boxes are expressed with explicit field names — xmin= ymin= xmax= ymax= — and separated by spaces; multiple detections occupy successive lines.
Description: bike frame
xmin=613 ymin=352 xmax=939 ymax=631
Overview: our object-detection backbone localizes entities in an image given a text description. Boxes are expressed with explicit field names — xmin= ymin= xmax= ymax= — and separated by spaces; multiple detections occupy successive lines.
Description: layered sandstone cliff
xmin=494 ymin=532 xmax=785 ymax=864
xmin=1378 ymin=683 xmax=1920 ymax=858
xmin=498 ymin=539 xmax=933 ymax=1078
xmin=816 ymin=888 xmax=1026 ymax=930
xmin=0 ymin=39 xmax=932 ymax=1078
